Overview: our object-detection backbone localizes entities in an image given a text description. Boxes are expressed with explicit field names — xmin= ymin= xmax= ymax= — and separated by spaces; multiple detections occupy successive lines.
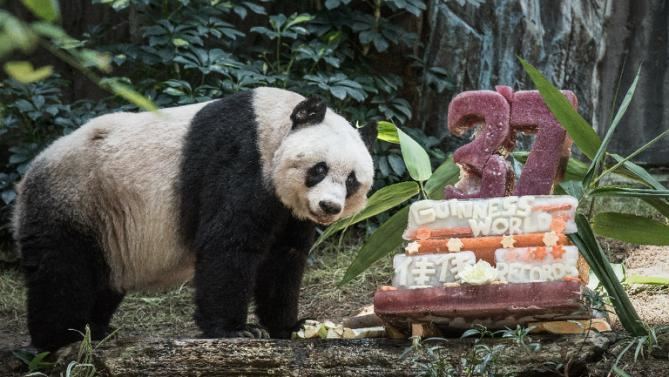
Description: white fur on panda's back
xmin=20 ymin=101 xmax=212 ymax=291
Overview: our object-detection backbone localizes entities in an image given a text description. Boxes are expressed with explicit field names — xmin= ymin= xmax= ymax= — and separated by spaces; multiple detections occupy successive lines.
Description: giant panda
xmin=12 ymin=87 xmax=376 ymax=351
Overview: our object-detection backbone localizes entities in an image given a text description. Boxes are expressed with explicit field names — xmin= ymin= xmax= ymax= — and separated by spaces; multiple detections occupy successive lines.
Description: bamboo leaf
xmin=21 ymin=0 xmax=60 ymax=22
xmin=376 ymin=120 xmax=399 ymax=144
xmin=592 ymin=212 xmax=669 ymax=245
xmin=598 ymin=129 xmax=669 ymax=181
xmin=626 ymin=275 xmax=669 ymax=285
xmin=100 ymin=79 xmax=157 ymax=111
xmin=285 ymin=14 xmax=314 ymax=30
xmin=397 ymin=127 xmax=432 ymax=182
xmin=610 ymin=154 xmax=667 ymax=190
xmin=607 ymin=154 xmax=669 ymax=218
xmin=641 ymin=198 xmax=669 ymax=219
xmin=612 ymin=366 xmax=632 ymax=377
xmin=589 ymin=186 xmax=669 ymax=198
xmin=424 ymin=156 xmax=459 ymax=198
xmin=583 ymin=65 xmax=641 ymax=187
xmin=518 ymin=58 xmax=601 ymax=159
xmin=559 ymin=180 xmax=584 ymax=200
xmin=569 ymin=214 xmax=646 ymax=336
xmin=3 ymin=61 xmax=53 ymax=83
xmin=564 ymin=158 xmax=589 ymax=181
xmin=312 ymin=181 xmax=419 ymax=249
xmin=339 ymin=206 xmax=409 ymax=285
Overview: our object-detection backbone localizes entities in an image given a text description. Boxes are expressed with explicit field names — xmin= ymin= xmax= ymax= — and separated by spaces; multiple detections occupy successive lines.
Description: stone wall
xmin=419 ymin=0 xmax=668 ymax=165
xmin=597 ymin=0 xmax=668 ymax=165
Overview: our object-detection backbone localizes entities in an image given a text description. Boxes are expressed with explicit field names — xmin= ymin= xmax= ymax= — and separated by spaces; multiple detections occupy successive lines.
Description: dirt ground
xmin=0 ymin=238 xmax=667 ymax=376
xmin=0 ymin=236 xmax=393 ymax=352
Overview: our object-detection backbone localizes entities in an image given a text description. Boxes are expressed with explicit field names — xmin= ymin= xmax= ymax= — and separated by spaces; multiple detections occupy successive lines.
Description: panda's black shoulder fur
xmin=179 ymin=91 xmax=284 ymax=246
xmin=177 ymin=90 xmax=316 ymax=338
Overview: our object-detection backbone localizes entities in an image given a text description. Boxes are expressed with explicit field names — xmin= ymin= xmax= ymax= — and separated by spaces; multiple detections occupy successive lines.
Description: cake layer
xmin=496 ymin=246 xmax=579 ymax=283
xmin=404 ymin=195 xmax=577 ymax=240
xmin=392 ymin=252 xmax=476 ymax=289
xmin=393 ymin=246 xmax=580 ymax=288
xmin=374 ymin=281 xmax=589 ymax=331
xmin=411 ymin=232 xmax=570 ymax=255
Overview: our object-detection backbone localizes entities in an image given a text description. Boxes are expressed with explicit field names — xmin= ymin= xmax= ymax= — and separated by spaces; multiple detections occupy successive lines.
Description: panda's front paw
xmin=268 ymin=318 xmax=315 ymax=339
xmin=204 ymin=324 xmax=270 ymax=339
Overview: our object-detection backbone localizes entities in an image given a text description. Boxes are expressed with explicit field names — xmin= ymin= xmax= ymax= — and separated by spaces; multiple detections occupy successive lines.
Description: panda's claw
xmin=245 ymin=324 xmax=270 ymax=339
xmin=209 ymin=324 xmax=269 ymax=339
xmin=239 ymin=330 xmax=255 ymax=338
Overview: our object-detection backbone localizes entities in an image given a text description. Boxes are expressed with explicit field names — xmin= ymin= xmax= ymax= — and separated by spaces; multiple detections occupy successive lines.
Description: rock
xmin=417 ymin=0 xmax=607 ymax=143
xmin=417 ymin=0 xmax=669 ymax=165
xmin=596 ymin=0 xmax=669 ymax=165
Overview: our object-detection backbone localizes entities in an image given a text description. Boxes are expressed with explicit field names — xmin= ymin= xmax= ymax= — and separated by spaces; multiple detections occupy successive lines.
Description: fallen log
xmin=93 ymin=333 xmax=614 ymax=377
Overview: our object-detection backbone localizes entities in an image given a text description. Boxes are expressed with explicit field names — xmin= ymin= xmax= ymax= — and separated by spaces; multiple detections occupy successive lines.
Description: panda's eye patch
xmin=306 ymin=162 xmax=328 ymax=187
xmin=346 ymin=171 xmax=360 ymax=198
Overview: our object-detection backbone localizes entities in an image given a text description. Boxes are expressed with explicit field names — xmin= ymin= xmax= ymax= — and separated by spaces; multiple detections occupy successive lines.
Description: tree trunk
xmin=92 ymin=334 xmax=613 ymax=377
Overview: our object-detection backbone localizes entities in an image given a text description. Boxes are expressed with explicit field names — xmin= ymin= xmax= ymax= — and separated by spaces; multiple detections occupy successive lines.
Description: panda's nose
xmin=319 ymin=201 xmax=342 ymax=215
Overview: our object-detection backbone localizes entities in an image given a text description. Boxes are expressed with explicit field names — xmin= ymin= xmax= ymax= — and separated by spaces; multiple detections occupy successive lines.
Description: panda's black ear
xmin=359 ymin=121 xmax=378 ymax=152
xmin=291 ymin=96 xmax=326 ymax=129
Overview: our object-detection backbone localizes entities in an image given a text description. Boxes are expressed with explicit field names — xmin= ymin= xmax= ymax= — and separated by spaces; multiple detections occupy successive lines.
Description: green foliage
xmin=339 ymin=206 xmax=410 ymax=286
xmin=0 ymin=0 xmax=454 ymax=244
xmin=397 ymin=123 xmax=432 ymax=182
xmin=521 ymin=59 xmax=669 ymax=336
xmin=592 ymin=213 xmax=669 ymax=246
xmin=3 ymin=61 xmax=53 ymax=83
xmin=21 ymin=0 xmax=61 ymax=22
xmin=64 ymin=324 xmax=119 ymax=377
xmin=402 ymin=325 xmax=540 ymax=377
xmin=12 ymin=350 xmax=53 ymax=373
xmin=626 ymin=275 xmax=669 ymax=285
xmin=609 ymin=326 xmax=669 ymax=376
xmin=582 ymin=65 xmax=640 ymax=188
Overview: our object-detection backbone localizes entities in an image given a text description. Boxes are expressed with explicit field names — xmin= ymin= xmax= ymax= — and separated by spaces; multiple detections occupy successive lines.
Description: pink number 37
xmin=444 ymin=86 xmax=578 ymax=199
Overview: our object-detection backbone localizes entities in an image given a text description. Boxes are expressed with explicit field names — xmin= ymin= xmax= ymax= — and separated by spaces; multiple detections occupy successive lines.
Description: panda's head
xmin=270 ymin=97 xmax=376 ymax=225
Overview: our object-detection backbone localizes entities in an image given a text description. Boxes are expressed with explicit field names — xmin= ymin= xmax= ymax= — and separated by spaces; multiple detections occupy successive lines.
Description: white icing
xmin=493 ymin=246 xmax=580 ymax=283
xmin=393 ymin=246 xmax=581 ymax=287
xmin=404 ymin=196 xmax=578 ymax=240
xmin=457 ymin=260 xmax=498 ymax=285
xmin=392 ymin=252 xmax=476 ymax=289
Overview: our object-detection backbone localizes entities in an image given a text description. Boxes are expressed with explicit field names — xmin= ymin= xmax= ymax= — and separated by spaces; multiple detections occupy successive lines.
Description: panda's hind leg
xmin=254 ymin=218 xmax=314 ymax=338
xmin=20 ymin=222 xmax=112 ymax=351
xmin=90 ymin=287 xmax=125 ymax=340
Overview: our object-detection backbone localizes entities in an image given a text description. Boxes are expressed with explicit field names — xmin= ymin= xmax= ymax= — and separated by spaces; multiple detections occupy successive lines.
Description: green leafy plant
xmin=12 ymin=350 xmax=53 ymax=374
xmin=519 ymin=58 xmax=669 ymax=336
xmin=0 ymin=0 xmax=156 ymax=110
xmin=64 ymin=324 xmax=120 ymax=377
xmin=403 ymin=325 xmax=540 ymax=377
xmin=401 ymin=336 xmax=457 ymax=377
xmin=1 ymin=0 xmax=448 ymax=247
xmin=608 ymin=325 xmax=669 ymax=376
xmin=497 ymin=325 xmax=540 ymax=353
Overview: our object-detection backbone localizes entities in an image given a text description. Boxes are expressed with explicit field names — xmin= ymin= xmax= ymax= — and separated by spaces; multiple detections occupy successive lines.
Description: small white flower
xmin=543 ymin=231 xmax=560 ymax=247
xmin=500 ymin=235 xmax=516 ymax=248
xmin=458 ymin=260 xmax=498 ymax=285
xmin=447 ymin=237 xmax=464 ymax=252
xmin=405 ymin=241 xmax=420 ymax=255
